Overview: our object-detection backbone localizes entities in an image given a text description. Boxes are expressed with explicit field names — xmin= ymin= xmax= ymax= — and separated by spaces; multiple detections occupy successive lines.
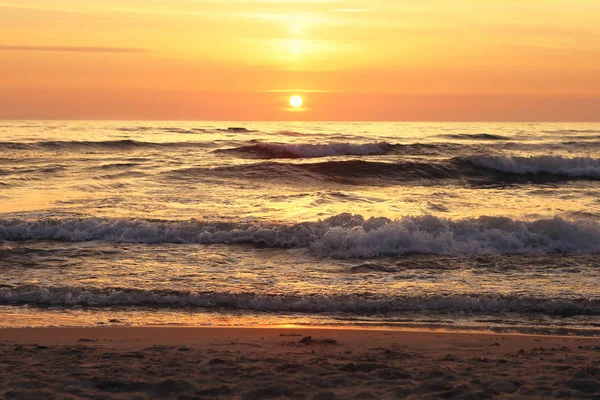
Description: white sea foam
xmin=467 ymin=155 xmax=600 ymax=178
xmin=1 ymin=214 xmax=599 ymax=257
xmin=0 ymin=286 xmax=597 ymax=315
xmin=312 ymin=215 xmax=600 ymax=257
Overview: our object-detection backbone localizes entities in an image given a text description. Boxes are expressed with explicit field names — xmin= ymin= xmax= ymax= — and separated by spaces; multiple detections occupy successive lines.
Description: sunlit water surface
xmin=0 ymin=121 xmax=599 ymax=334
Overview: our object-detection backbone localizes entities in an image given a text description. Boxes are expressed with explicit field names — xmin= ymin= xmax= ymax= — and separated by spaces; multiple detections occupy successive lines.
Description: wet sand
xmin=0 ymin=327 xmax=598 ymax=399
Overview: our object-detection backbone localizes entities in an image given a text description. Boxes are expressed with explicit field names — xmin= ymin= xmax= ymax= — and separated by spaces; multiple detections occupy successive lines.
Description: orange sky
xmin=1 ymin=0 xmax=599 ymax=121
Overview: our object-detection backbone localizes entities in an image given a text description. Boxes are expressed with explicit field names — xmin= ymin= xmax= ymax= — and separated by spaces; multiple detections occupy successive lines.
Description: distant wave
xmin=1 ymin=214 xmax=598 ymax=257
xmin=0 ymin=140 xmax=214 ymax=151
xmin=467 ymin=155 xmax=600 ymax=179
xmin=562 ymin=135 xmax=600 ymax=140
xmin=116 ymin=127 xmax=205 ymax=134
xmin=0 ymin=140 xmax=455 ymax=157
xmin=542 ymin=129 xmax=600 ymax=134
xmin=540 ymin=130 xmax=600 ymax=141
xmin=0 ymin=285 xmax=597 ymax=316
xmin=114 ymin=126 xmax=256 ymax=134
xmin=214 ymin=142 xmax=396 ymax=159
xmin=216 ymin=127 xmax=257 ymax=133
xmin=562 ymin=140 xmax=600 ymax=147
xmin=439 ymin=133 xmax=510 ymax=140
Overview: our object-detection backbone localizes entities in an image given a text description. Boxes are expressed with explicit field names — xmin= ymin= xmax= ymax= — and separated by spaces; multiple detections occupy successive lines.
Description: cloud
xmin=334 ymin=8 xmax=366 ymax=13
xmin=259 ymin=89 xmax=332 ymax=93
xmin=0 ymin=45 xmax=147 ymax=53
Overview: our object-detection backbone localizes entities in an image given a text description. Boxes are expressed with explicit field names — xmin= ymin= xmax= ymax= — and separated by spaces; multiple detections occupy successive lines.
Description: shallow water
xmin=0 ymin=121 xmax=599 ymax=334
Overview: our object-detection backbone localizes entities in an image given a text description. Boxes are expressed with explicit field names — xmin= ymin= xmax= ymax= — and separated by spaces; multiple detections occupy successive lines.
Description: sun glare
xmin=289 ymin=95 xmax=303 ymax=108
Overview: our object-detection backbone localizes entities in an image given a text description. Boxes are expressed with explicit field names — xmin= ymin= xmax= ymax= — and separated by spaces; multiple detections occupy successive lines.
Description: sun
xmin=289 ymin=95 xmax=303 ymax=108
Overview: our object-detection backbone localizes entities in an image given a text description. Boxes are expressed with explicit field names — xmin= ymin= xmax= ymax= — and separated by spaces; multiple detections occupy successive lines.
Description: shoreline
xmin=1 ymin=325 xmax=598 ymax=348
xmin=0 ymin=323 xmax=598 ymax=338
xmin=1 ymin=317 xmax=599 ymax=337
xmin=1 ymin=326 xmax=598 ymax=398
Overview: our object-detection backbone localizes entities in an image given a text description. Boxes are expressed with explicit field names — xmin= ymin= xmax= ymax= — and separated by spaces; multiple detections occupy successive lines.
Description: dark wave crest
xmin=214 ymin=142 xmax=397 ymax=159
xmin=0 ymin=285 xmax=597 ymax=316
xmin=439 ymin=133 xmax=511 ymax=140
xmin=542 ymin=129 xmax=600 ymax=135
xmin=212 ymin=142 xmax=467 ymax=159
xmin=168 ymin=155 xmax=600 ymax=185
xmin=114 ymin=126 xmax=256 ymax=134
xmin=170 ymin=160 xmax=464 ymax=185
xmin=0 ymin=140 xmax=213 ymax=151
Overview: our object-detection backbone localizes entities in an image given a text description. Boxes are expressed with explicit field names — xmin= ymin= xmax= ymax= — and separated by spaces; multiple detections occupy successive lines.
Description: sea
xmin=0 ymin=121 xmax=599 ymax=335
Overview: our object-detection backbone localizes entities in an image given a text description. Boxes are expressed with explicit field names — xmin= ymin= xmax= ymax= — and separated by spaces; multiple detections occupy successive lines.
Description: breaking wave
xmin=1 ymin=214 xmax=599 ymax=257
xmin=467 ymin=155 xmax=600 ymax=178
xmin=0 ymin=286 xmax=597 ymax=316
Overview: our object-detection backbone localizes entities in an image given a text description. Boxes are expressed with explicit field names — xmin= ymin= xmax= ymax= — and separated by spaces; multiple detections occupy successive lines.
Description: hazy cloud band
xmin=0 ymin=45 xmax=147 ymax=53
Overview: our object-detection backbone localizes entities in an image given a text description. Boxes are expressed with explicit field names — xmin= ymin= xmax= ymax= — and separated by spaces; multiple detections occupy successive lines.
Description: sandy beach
xmin=0 ymin=327 xmax=598 ymax=399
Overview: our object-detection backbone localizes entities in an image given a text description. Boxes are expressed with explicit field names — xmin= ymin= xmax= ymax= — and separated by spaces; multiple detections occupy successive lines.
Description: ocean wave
xmin=439 ymin=133 xmax=510 ymax=140
xmin=213 ymin=142 xmax=468 ymax=159
xmin=216 ymin=127 xmax=257 ymax=133
xmin=114 ymin=126 xmax=256 ymax=134
xmin=467 ymin=155 xmax=600 ymax=178
xmin=1 ymin=214 xmax=599 ymax=257
xmin=214 ymin=142 xmax=396 ymax=159
xmin=169 ymin=160 xmax=466 ymax=185
xmin=0 ymin=140 xmax=213 ymax=151
xmin=0 ymin=286 xmax=597 ymax=316
xmin=562 ymin=140 xmax=600 ymax=147
xmin=115 ymin=127 xmax=203 ymax=134
xmin=169 ymin=156 xmax=600 ymax=185
xmin=542 ymin=129 xmax=600 ymax=134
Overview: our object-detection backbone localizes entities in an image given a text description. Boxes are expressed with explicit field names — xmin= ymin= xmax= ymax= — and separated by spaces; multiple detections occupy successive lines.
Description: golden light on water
xmin=289 ymin=95 xmax=303 ymax=108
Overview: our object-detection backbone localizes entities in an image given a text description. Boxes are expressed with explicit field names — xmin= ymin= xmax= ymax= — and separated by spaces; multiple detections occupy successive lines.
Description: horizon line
xmin=1 ymin=118 xmax=599 ymax=123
